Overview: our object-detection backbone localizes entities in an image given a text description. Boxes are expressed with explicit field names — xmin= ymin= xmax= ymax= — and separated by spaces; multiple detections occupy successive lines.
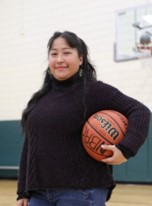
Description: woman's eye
xmin=64 ymin=51 xmax=71 ymax=55
xmin=50 ymin=53 xmax=57 ymax=56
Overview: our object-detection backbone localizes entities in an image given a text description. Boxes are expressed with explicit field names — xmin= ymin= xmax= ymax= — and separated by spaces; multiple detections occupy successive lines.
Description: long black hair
xmin=21 ymin=31 xmax=97 ymax=132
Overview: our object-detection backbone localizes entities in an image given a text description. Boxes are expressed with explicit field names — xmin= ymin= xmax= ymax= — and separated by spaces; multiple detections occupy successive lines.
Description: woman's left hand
xmin=101 ymin=145 xmax=127 ymax=165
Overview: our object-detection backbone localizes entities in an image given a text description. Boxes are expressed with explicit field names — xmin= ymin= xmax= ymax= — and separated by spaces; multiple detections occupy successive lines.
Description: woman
xmin=17 ymin=31 xmax=150 ymax=206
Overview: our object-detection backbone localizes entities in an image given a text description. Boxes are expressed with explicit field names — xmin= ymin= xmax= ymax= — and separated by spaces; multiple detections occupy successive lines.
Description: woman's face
xmin=48 ymin=37 xmax=83 ymax=81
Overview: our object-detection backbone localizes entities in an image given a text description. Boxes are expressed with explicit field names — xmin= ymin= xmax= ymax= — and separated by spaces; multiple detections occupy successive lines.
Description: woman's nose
xmin=56 ymin=54 xmax=64 ymax=62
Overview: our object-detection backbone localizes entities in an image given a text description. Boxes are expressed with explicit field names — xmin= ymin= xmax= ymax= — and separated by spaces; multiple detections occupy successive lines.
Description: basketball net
xmin=135 ymin=43 xmax=152 ymax=69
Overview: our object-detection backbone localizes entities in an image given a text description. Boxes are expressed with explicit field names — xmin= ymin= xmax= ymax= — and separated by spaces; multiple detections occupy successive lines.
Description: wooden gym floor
xmin=0 ymin=179 xmax=152 ymax=206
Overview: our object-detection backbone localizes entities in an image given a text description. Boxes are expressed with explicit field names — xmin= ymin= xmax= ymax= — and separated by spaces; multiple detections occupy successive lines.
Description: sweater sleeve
xmin=110 ymin=88 xmax=151 ymax=158
xmin=86 ymin=81 xmax=151 ymax=159
xmin=17 ymin=136 xmax=29 ymax=200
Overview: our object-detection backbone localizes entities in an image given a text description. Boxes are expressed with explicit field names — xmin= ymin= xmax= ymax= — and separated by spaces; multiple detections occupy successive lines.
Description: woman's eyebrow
xmin=50 ymin=47 xmax=72 ymax=51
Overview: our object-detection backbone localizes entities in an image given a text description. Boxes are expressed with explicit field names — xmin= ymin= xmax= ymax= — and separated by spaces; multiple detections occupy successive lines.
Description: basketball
xmin=82 ymin=110 xmax=128 ymax=161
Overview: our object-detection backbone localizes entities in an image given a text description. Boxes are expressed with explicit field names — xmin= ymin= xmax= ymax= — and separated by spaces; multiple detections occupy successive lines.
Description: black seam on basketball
xmin=99 ymin=111 xmax=125 ymax=136
xmin=87 ymin=120 xmax=112 ymax=144
xmin=82 ymin=132 xmax=111 ymax=157
xmin=82 ymin=139 xmax=111 ymax=157
xmin=82 ymin=121 xmax=113 ymax=156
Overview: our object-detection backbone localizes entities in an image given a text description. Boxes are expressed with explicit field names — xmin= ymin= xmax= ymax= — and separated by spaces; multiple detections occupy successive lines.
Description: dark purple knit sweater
xmin=17 ymin=73 xmax=150 ymax=200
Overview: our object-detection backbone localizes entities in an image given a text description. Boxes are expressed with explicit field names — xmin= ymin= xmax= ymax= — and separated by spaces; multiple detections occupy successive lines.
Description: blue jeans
xmin=29 ymin=188 xmax=109 ymax=206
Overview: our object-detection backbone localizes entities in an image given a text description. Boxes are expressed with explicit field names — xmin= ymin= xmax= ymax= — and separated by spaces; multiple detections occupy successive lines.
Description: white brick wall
xmin=0 ymin=0 xmax=151 ymax=120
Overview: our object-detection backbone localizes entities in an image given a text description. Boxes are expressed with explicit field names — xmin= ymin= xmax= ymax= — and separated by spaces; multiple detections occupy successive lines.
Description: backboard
xmin=114 ymin=4 xmax=152 ymax=62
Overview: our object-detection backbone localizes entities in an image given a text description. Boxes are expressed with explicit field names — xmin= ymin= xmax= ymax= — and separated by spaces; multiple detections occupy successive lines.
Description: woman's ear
xmin=79 ymin=56 xmax=83 ymax=65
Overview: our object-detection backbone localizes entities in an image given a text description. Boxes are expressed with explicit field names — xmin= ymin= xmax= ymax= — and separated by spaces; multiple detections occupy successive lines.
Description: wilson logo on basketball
xmin=82 ymin=110 xmax=128 ymax=161
xmin=93 ymin=113 xmax=119 ymax=140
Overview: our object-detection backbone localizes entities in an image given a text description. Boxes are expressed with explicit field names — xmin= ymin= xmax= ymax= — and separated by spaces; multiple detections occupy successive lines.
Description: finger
xmin=101 ymin=144 xmax=115 ymax=151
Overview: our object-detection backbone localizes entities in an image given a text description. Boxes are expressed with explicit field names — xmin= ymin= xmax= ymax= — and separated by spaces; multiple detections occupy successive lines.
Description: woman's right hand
xmin=17 ymin=198 xmax=28 ymax=206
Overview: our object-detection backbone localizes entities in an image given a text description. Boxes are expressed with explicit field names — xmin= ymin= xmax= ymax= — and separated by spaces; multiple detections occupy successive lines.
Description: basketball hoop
xmin=136 ymin=44 xmax=152 ymax=56
xmin=135 ymin=43 xmax=152 ymax=69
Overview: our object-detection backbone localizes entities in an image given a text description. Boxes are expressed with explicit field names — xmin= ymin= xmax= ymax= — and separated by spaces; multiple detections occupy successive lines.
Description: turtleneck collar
xmin=51 ymin=71 xmax=82 ymax=91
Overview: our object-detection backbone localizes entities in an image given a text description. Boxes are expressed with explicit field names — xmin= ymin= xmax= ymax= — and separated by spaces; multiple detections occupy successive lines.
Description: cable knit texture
xmin=17 ymin=73 xmax=151 ymax=200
